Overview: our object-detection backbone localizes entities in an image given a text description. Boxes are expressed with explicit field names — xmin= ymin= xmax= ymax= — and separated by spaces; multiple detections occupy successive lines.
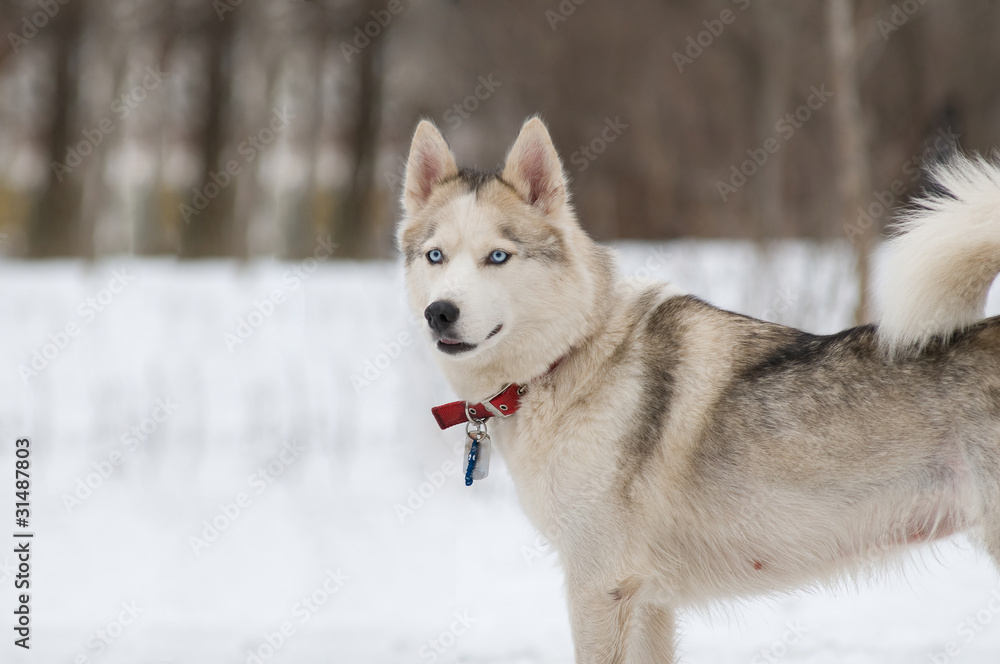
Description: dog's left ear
xmin=502 ymin=117 xmax=567 ymax=216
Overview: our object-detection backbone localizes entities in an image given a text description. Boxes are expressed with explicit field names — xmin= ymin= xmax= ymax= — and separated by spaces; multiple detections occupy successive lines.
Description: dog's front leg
xmin=567 ymin=582 xmax=630 ymax=664
xmin=566 ymin=579 xmax=676 ymax=664
xmin=628 ymin=602 xmax=676 ymax=664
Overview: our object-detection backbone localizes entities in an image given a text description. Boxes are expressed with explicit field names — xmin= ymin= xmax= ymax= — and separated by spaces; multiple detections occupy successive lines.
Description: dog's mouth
xmin=436 ymin=324 xmax=503 ymax=355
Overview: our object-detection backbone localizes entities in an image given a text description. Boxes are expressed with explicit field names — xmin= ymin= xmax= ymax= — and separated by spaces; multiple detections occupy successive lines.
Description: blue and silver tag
xmin=464 ymin=412 xmax=491 ymax=486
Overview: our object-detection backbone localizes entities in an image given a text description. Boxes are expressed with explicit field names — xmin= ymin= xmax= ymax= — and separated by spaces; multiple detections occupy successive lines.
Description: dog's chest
xmin=496 ymin=405 xmax=628 ymax=551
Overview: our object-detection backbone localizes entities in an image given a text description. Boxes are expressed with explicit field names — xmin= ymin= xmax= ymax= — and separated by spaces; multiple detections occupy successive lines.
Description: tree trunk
xmin=28 ymin=1 xmax=86 ymax=257
xmin=753 ymin=4 xmax=795 ymax=238
xmin=825 ymin=0 xmax=873 ymax=324
xmin=333 ymin=1 xmax=385 ymax=258
xmin=180 ymin=13 xmax=240 ymax=258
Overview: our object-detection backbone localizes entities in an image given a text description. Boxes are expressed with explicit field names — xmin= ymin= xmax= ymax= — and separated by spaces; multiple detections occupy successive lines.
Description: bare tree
xmin=3 ymin=0 xmax=1000 ymax=259
xmin=28 ymin=0 xmax=86 ymax=257
xmin=751 ymin=3 xmax=797 ymax=237
xmin=179 ymin=5 xmax=241 ymax=258
xmin=826 ymin=0 xmax=873 ymax=324
xmin=332 ymin=0 xmax=386 ymax=258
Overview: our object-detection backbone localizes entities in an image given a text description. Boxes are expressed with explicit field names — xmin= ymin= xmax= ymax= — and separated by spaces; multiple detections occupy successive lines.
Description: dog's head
xmin=397 ymin=117 xmax=613 ymax=399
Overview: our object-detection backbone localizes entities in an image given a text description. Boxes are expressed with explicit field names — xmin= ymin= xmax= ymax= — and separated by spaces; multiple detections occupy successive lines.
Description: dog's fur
xmin=398 ymin=117 xmax=1000 ymax=663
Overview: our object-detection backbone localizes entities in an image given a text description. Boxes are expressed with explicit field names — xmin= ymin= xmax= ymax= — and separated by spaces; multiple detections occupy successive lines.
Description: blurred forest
xmin=0 ymin=0 xmax=998 ymax=260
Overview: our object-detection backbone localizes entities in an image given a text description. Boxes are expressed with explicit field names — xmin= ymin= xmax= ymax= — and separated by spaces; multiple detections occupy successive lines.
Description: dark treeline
xmin=0 ymin=0 xmax=998 ymax=259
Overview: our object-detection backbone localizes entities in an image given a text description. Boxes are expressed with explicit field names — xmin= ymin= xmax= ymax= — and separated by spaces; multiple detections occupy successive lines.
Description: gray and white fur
xmin=398 ymin=116 xmax=1000 ymax=664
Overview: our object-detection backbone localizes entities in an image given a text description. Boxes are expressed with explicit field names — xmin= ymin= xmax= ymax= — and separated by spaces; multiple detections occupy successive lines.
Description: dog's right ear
xmin=402 ymin=120 xmax=458 ymax=216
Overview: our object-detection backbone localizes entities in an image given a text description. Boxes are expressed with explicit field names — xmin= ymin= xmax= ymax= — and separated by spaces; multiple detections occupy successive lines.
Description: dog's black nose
xmin=424 ymin=300 xmax=460 ymax=333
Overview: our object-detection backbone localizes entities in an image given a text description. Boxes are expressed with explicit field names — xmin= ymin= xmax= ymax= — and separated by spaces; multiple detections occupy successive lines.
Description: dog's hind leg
xmin=975 ymin=500 xmax=1000 ymax=573
xmin=964 ymin=430 xmax=1000 ymax=571
xmin=975 ymin=496 xmax=1000 ymax=571
xmin=567 ymin=578 xmax=676 ymax=664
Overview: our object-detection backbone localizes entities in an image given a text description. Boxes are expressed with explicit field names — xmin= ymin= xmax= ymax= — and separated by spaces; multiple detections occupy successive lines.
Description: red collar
xmin=431 ymin=382 xmax=523 ymax=429
xmin=430 ymin=358 xmax=564 ymax=430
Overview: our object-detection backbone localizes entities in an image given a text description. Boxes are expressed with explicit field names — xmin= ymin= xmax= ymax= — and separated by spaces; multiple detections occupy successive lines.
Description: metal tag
xmin=464 ymin=415 xmax=491 ymax=486
xmin=464 ymin=433 xmax=491 ymax=484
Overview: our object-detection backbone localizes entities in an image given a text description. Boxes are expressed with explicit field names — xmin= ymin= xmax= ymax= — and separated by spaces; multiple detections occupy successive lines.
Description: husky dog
xmin=397 ymin=116 xmax=1000 ymax=663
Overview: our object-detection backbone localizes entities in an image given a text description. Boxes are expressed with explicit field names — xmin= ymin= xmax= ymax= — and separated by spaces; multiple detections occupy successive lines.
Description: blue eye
xmin=427 ymin=249 xmax=443 ymax=264
xmin=489 ymin=250 xmax=510 ymax=264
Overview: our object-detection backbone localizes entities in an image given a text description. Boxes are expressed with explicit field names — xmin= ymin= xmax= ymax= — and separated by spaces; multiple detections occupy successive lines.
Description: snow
xmin=1 ymin=241 xmax=999 ymax=663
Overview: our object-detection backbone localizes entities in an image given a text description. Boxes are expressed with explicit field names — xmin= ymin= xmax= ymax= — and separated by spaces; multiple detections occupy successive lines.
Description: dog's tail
xmin=876 ymin=154 xmax=1000 ymax=355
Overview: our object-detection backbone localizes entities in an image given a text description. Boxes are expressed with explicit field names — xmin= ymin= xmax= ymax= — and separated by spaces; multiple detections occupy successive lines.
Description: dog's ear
xmin=403 ymin=120 xmax=458 ymax=215
xmin=502 ymin=117 xmax=567 ymax=216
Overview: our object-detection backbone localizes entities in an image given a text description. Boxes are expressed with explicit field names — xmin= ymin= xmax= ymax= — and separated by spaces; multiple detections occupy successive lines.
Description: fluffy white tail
xmin=876 ymin=154 xmax=1000 ymax=354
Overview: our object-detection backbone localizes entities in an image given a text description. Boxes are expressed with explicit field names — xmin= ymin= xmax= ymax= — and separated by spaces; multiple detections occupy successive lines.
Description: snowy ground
xmin=1 ymin=240 xmax=1000 ymax=664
